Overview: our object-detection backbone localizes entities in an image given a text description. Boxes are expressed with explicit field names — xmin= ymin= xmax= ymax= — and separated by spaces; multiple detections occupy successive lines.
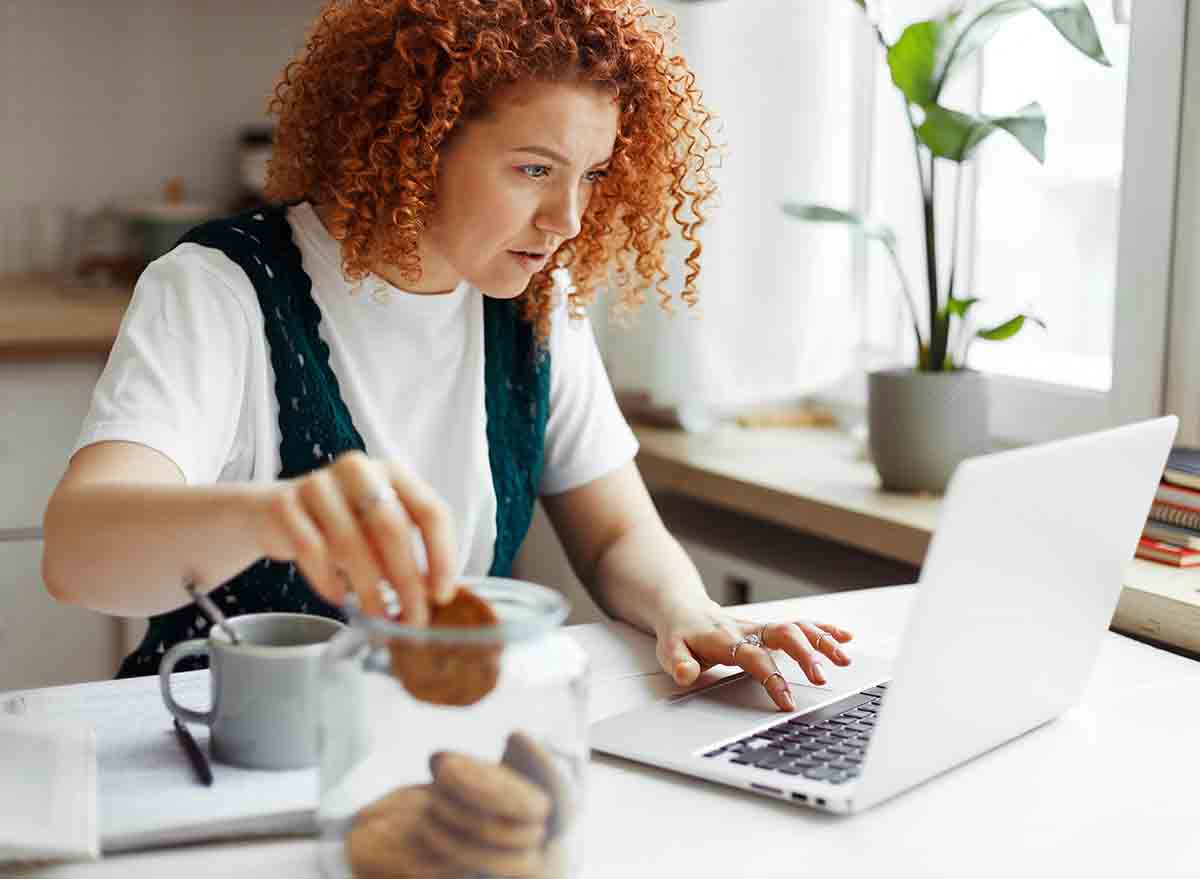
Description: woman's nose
xmin=536 ymin=186 xmax=583 ymax=240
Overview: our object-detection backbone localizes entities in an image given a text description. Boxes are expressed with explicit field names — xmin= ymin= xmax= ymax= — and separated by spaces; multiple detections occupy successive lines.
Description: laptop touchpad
xmin=694 ymin=652 xmax=892 ymax=714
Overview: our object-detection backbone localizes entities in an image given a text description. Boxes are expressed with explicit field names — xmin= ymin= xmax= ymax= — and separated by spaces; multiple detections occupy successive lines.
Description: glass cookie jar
xmin=316 ymin=576 xmax=588 ymax=879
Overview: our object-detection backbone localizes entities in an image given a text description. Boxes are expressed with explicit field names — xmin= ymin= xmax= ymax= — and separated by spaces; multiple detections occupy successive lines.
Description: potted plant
xmin=782 ymin=1 xmax=1110 ymax=492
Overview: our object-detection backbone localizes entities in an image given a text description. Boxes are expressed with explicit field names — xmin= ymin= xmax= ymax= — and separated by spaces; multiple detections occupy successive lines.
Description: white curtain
xmin=596 ymin=0 xmax=867 ymax=424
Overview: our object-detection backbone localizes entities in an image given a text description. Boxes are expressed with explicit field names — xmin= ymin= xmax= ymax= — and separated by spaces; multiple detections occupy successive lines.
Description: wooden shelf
xmin=0 ymin=273 xmax=132 ymax=358
xmin=634 ymin=423 xmax=938 ymax=567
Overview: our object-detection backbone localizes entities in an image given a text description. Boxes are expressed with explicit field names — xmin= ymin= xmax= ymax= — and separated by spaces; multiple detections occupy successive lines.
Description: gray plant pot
xmin=867 ymin=367 xmax=990 ymax=494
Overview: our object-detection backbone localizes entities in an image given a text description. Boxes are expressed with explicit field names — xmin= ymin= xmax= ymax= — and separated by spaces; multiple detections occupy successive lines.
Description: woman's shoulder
xmin=133 ymin=241 xmax=266 ymax=337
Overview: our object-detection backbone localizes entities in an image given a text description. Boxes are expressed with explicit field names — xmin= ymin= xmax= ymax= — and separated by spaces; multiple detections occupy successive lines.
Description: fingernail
xmin=675 ymin=660 xmax=695 ymax=684
xmin=783 ymin=691 xmax=795 ymax=711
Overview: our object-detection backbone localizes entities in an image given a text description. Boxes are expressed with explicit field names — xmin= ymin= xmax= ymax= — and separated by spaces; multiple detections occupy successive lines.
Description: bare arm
xmin=540 ymin=461 xmax=714 ymax=636
xmin=43 ymin=441 xmax=275 ymax=616
xmin=542 ymin=461 xmax=853 ymax=711
xmin=42 ymin=442 xmax=456 ymax=621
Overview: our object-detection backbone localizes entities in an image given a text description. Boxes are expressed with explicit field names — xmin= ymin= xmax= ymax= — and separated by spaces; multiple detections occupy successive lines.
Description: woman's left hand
xmin=653 ymin=599 xmax=854 ymax=712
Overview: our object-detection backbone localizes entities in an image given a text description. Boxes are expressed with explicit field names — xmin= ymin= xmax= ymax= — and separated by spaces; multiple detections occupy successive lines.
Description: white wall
xmin=0 ymin=1 xmax=323 ymax=215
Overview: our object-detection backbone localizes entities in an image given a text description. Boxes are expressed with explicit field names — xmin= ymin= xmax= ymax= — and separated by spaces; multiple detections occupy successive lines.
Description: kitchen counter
xmin=0 ymin=274 xmax=132 ymax=358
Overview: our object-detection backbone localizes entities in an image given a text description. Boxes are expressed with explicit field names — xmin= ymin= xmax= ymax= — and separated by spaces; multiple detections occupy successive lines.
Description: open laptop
xmin=591 ymin=416 xmax=1177 ymax=813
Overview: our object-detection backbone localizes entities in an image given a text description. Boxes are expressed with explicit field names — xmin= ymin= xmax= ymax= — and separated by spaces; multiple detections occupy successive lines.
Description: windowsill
xmin=633 ymin=422 xmax=937 ymax=566
xmin=633 ymin=422 xmax=1200 ymax=657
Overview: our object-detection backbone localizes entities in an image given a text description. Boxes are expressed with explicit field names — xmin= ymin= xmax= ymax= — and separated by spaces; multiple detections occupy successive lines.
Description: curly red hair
xmin=265 ymin=0 xmax=718 ymax=342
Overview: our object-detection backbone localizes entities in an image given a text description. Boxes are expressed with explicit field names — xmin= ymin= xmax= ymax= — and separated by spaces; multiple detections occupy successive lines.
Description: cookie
xmin=501 ymin=731 xmax=574 ymax=842
xmin=428 ymin=786 xmax=546 ymax=849
xmin=418 ymin=809 xmax=544 ymax=878
xmin=389 ymin=585 xmax=502 ymax=707
xmin=345 ymin=784 xmax=456 ymax=879
xmin=430 ymin=751 xmax=551 ymax=825
xmin=354 ymin=783 xmax=432 ymax=825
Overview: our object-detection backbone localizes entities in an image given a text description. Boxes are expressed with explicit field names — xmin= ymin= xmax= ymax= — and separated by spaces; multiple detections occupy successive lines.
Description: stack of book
xmin=1136 ymin=447 xmax=1200 ymax=567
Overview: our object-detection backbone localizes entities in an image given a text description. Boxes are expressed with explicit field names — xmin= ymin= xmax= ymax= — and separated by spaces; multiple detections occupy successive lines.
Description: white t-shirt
xmin=72 ymin=203 xmax=638 ymax=576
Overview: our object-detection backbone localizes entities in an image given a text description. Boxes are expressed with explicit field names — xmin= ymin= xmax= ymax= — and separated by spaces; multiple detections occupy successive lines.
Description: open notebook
xmin=1 ymin=670 xmax=317 ymax=857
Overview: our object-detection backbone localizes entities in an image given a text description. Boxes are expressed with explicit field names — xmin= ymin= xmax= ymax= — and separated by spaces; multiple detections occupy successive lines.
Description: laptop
xmin=591 ymin=416 xmax=1177 ymax=813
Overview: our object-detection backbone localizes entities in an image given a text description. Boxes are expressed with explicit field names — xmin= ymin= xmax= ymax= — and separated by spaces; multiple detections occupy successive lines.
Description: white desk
xmin=10 ymin=587 xmax=1200 ymax=878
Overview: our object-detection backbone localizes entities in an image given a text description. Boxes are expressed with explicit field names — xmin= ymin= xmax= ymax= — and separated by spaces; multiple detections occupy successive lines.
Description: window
xmin=855 ymin=0 xmax=1186 ymax=444
xmin=969 ymin=6 xmax=1131 ymax=394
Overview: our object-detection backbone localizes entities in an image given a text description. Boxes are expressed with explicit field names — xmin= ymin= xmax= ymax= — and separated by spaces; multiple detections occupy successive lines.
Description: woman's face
xmin=412 ymin=80 xmax=619 ymax=297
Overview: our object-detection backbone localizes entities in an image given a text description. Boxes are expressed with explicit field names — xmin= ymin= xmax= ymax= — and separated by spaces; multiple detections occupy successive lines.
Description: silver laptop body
xmin=590 ymin=416 xmax=1177 ymax=813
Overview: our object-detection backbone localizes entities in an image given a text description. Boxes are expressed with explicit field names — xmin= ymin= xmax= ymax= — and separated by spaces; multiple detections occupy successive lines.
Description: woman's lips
xmin=509 ymin=250 xmax=549 ymax=272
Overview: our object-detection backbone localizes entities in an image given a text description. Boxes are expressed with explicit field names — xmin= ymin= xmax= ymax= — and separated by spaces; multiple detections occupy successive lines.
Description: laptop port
xmin=750 ymin=783 xmax=783 ymax=796
xmin=815 ymin=797 xmax=827 ymax=807
xmin=791 ymin=793 xmax=808 ymax=803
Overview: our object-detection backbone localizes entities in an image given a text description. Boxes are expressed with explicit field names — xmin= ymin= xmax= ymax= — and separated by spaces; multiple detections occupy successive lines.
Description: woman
xmin=42 ymin=0 xmax=851 ymax=709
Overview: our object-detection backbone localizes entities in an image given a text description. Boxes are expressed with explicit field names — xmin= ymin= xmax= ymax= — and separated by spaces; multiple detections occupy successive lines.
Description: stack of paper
xmin=0 ymin=713 xmax=98 ymax=863
xmin=3 ymin=671 xmax=316 ymax=856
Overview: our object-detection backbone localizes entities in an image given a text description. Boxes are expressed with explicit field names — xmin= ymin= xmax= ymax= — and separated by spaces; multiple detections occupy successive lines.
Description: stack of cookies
xmin=346 ymin=732 xmax=574 ymax=878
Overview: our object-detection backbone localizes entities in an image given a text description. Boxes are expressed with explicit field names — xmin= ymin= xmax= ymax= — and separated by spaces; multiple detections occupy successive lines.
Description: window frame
xmin=974 ymin=0 xmax=1190 ymax=441
xmin=983 ymin=0 xmax=1186 ymax=444
xmin=823 ymin=1 xmax=1188 ymax=445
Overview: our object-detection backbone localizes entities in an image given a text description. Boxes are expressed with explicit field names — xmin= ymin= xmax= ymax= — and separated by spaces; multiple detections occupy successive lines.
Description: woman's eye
xmin=584 ymin=169 xmax=609 ymax=183
xmin=519 ymin=165 xmax=551 ymax=179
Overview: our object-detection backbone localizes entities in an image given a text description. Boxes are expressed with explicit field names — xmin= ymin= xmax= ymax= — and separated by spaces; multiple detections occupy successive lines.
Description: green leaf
xmin=945 ymin=295 xmax=980 ymax=318
xmin=887 ymin=19 xmax=952 ymax=107
xmin=780 ymin=203 xmax=897 ymax=247
xmin=937 ymin=0 xmax=1109 ymax=96
xmin=975 ymin=312 xmax=1047 ymax=341
xmin=916 ymin=101 xmax=1045 ymax=163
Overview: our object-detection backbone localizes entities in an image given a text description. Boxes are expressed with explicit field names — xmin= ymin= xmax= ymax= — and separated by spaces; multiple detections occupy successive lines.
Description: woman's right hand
xmin=253 ymin=450 xmax=457 ymax=626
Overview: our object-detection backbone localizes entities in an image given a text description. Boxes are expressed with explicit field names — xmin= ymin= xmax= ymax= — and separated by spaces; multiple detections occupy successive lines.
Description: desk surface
xmin=13 ymin=587 xmax=1200 ymax=878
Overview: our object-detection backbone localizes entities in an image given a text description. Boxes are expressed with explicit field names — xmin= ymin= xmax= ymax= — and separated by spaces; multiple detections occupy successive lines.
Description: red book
xmin=1136 ymin=537 xmax=1200 ymax=568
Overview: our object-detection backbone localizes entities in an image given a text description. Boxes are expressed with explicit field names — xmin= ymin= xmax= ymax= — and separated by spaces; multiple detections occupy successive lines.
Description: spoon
xmin=184 ymin=582 xmax=241 ymax=644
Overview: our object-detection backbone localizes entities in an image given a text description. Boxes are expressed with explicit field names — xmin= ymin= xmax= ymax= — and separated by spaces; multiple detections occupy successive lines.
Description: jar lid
xmin=346 ymin=576 xmax=569 ymax=645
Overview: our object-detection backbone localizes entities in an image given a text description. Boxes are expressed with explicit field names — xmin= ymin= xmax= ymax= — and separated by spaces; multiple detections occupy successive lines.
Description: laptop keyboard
xmin=701 ymin=683 xmax=889 ymax=785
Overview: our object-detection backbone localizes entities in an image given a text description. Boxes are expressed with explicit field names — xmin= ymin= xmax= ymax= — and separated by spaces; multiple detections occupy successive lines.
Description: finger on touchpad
xmin=771 ymin=650 xmax=891 ymax=692
xmin=770 ymin=651 xmax=833 ymax=690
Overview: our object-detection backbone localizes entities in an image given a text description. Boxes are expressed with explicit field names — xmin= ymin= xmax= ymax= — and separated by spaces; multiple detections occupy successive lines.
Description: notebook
xmin=0 ymin=710 xmax=98 ymax=864
xmin=1164 ymin=446 xmax=1200 ymax=490
xmin=0 ymin=670 xmax=317 ymax=856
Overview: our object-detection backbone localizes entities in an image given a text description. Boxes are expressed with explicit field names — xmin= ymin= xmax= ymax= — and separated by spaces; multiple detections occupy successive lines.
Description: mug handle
xmin=159 ymin=638 xmax=215 ymax=726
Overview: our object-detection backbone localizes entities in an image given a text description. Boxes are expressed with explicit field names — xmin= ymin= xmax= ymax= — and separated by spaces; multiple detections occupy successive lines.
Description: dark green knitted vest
xmin=116 ymin=205 xmax=550 ymax=678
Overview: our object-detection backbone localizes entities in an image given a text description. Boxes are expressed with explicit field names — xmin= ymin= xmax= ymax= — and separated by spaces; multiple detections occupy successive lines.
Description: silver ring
xmin=813 ymin=631 xmax=831 ymax=653
xmin=376 ymin=579 xmax=402 ymax=618
xmin=762 ymin=671 xmax=784 ymax=688
xmin=355 ymin=489 xmax=390 ymax=517
xmin=730 ymin=632 xmax=763 ymax=665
